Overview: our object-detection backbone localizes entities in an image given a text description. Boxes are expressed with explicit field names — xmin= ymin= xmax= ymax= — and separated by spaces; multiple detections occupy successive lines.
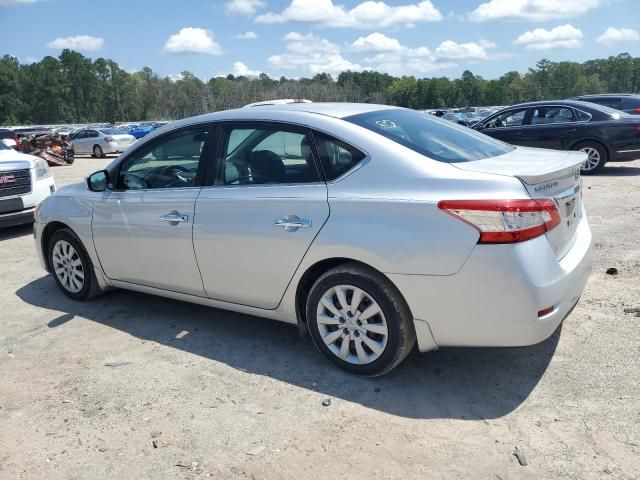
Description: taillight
xmin=104 ymin=136 xmax=114 ymax=142
xmin=634 ymin=107 xmax=640 ymax=114
xmin=438 ymin=199 xmax=561 ymax=244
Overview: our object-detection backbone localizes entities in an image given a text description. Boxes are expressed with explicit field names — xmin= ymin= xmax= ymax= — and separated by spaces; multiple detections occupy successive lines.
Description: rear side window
xmin=313 ymin=133 xmax=365 ymax=180
xmin=345 ymin=108 xmax=513 ymax=163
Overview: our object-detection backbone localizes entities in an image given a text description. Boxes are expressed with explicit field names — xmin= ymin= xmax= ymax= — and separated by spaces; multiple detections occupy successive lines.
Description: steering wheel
xmin=159 ymin=164 xmax=195 ymax=187
xmin=122 ymin=172 xmax=150 ymax=190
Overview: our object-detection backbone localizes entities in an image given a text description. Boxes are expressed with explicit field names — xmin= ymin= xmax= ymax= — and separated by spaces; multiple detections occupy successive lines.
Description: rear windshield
xmin=100 ymin=128 xmax=121 ymax=135
xmin=345 ymin=109 xmax=513 ymax=163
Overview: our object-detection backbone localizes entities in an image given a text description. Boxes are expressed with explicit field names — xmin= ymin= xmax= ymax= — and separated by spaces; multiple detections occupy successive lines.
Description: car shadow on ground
xmin=0 ymin=223 xmax=33 ymax=241
xmin=17 ymin=275 xmax=560 ymax=420
xmin=599 ymin=165 xmax=640 ymax=176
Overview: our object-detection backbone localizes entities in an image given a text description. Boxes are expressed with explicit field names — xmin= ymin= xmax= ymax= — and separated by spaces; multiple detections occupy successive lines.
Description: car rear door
xmin=92 ymin=124 xmax=213 ymax=296
xmin=518 ymin=106 xmax=580 ymax=150
xmin=193 ymin=122 xmax=330 ymax=309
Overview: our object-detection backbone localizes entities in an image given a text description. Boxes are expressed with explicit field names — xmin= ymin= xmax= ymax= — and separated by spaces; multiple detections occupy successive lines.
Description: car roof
xmin=505 ymin=100 xmax=596 ymax=109
xmin=234 ymin=102 xmax=396 ymax=119
xmin=572 ymin=93 xmax=636 ymax=98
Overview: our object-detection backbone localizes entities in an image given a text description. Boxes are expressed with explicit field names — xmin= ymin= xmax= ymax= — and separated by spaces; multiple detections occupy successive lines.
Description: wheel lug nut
xmin=343 ymin=328 xmax=349 ymax=335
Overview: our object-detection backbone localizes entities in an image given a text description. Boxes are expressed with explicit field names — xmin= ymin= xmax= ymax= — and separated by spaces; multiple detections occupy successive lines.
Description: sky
xmin=1 ymin=0 xmax=639 ymax=81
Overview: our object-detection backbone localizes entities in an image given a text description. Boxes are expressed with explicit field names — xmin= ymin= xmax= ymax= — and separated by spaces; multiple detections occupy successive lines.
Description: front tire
xmin=306 ymin=263 xmax=416 ymax=376
xmin=48 ymin=228 xmax=102 ymax=300
xmin=575 ymin=141 xmax=607 ymax=174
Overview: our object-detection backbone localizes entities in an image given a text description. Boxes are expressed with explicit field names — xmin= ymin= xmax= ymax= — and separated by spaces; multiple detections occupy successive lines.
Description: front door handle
xmin=274 ymin=215 xmax=312 ymax=231
xmin=160 ymin=212 xmax=189 ymax=223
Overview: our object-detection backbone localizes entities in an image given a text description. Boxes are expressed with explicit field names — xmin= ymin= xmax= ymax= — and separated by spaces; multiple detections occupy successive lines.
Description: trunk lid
xmin=454 ymin=146 xmax=585 ymax=259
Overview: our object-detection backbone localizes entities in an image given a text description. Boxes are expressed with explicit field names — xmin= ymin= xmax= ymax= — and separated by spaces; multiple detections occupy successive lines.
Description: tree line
xmin=0 ymin=50 xmax=638 ymax=126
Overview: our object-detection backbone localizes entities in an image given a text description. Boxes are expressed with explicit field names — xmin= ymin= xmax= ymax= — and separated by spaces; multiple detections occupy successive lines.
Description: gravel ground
xmin=1 ymin=156 xmax=639 ymax=480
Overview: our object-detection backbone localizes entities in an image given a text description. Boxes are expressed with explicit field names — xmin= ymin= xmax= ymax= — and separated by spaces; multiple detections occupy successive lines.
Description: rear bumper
xmin=390 ymin=209 xmax=592 ymax=351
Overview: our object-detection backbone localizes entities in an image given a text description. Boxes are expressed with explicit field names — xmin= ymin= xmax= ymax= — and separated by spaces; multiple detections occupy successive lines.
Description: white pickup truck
xmin=0 ymin=140 xmax=56 ymax=228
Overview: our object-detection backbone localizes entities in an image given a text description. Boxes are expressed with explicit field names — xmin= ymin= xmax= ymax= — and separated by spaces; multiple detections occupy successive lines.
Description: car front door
xmin=193 ymin=123 xmax=330 ymax=309
xmin=72 ymin=130 xmax=89 ymax=154
xmin=476 ymin=108 xmax=530 ymax=145
xmin=92 ymin=125 xmax=212 ymax=296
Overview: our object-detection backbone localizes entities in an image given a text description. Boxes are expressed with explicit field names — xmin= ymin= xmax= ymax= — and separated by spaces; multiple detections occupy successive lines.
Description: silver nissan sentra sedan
xmin=34 ymin=103 xmax=592 ymax=376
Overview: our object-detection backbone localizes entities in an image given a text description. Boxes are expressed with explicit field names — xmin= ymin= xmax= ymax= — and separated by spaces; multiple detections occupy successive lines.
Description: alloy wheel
xmin=580 ymin=147 xmax=601 ymax=172
xmin=52 ymin=240 xmax=85 ymax=293
xmin=316 ymin=284 xmax=388 ymax=365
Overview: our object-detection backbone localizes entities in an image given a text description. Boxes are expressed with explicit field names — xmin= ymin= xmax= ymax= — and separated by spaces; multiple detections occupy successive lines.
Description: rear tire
xmin=306 ymin=263 xmax=416 ymax=376
xmin=93 ymin=145 xmax=104 ymax=158
xmin=574 ymin=141 xmax=607 ymax=174
xmin=48 ymin=228 xmax=102 ymax=301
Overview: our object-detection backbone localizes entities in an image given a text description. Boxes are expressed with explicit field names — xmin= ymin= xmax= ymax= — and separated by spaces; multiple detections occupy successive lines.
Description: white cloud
xmin=350 ymin=32 xmax=405 ymax=53
xmin=0 ymin=0 xmax=37 ymax=5
xmin=256 ymin=0 xmax=442 ymax=29
xmin=597 ymin=27 xmax=640 ymax=46
xmin=234 ymin=31 xmax=257 ymax=40
xmin=164 ymin=27 xmax=223 ymax=55
xmin=268 ymin=32 xmax=363 ymax=75
xmin=350 ymin=33 xmax=467 ymax=75
xmin=46 ymin=35 xmax=104 ymax=51
xmin=224 ymin=0 xmax=265 ymax=15
xmin=469 ymin=0 xmax=603 ymax=22
xmin=233 ymin=61 xmax=261 ymax=77
xmin=435 ymin=39 xmax=496 ymax=60
xmin=514 ymin=24 xmax=582 ymax=50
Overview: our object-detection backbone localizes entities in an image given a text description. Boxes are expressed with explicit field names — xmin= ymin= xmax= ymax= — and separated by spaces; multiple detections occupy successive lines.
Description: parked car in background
xmin=35 ymin=103 xmax=591 ymax=376
xmin=0 ymin=128 xmax=18 ymax=149
xmin=473 ymin=100 xmax=640 ymax=173
xmin=71 ymin=128 xmax=136 ymax=157
xmin=569 ymin=94 xmax=640 ymax=115
xmin=0 ymin=139 xmax=55 ymax=227
xmin=117 ymin=123 xmax=154 ymax=139
xmin=443 ymin=112 xmax=468 ymax=126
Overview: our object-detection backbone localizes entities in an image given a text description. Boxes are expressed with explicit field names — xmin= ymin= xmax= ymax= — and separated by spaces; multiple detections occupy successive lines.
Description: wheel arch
xmin=294 ymin=257 xmax=413 ymax=330
xmin=569 ymin=138 xmax=610 ymax=161
xmin=41 ymin=221 xmax=77 ymax=272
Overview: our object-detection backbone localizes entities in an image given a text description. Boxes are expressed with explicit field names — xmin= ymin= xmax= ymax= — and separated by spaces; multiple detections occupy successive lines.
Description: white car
xmin=71 ymin=128 xmax=136 ymax=158
xmin=0 ymin=140 xmax=55 ymax=227
xmin=34 ymin=103 xmax=592 ymax=376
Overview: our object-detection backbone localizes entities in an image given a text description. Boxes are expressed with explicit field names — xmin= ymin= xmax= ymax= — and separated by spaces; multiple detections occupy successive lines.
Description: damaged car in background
xmin=34 ymin=103 xmax=592 ymax=376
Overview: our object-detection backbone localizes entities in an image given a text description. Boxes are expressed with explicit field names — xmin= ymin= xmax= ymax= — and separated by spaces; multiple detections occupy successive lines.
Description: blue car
xmin=118 ymin=124 xmax=154 ymax=139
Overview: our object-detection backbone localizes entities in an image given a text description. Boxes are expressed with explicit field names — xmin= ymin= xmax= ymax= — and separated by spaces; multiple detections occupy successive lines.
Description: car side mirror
xmin=474 ymin=123 xmax=485 ymax=130
xmin=87 ymin=170 xmax=109 ymax=192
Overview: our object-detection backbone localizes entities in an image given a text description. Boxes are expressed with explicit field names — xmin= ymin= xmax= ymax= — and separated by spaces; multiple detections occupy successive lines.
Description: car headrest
xmin=250 ymin=150 xmax=286 ymax=184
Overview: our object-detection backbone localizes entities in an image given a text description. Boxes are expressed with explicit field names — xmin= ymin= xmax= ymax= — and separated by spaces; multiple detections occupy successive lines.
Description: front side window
xmin=485 ymin=109 xmax=528 ymax=128
xmin=530 ymin=107 xmax=575 ymax=125
xmin=117 ymin=127 xmax=208 ymax=190
xmin=345 ymin=108 xmax=513 ymax=163
xmin=221 ymin=126 xmax=320 ymax=185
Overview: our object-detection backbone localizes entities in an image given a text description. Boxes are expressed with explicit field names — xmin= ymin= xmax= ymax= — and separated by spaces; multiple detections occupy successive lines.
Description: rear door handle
xmin=160 ymin=212 xmax=189 ymax=223
xmin=274 ymin=215 xmax=311 ymax=231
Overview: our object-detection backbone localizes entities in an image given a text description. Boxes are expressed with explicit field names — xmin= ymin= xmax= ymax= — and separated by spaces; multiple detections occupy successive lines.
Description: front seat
xmin=249 ymin=150 xmax=286 ymax=184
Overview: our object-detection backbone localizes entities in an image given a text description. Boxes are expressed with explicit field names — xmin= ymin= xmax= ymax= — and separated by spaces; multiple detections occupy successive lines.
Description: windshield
xmin=100 ymin=128 xmax=121 ymax=135
xmin=345 ymin=109 xmax=513 ymax=163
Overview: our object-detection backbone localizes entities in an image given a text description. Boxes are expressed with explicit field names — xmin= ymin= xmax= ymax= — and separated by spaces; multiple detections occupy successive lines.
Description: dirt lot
xmin=1 ymin=156 xmax=639 ymax=480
